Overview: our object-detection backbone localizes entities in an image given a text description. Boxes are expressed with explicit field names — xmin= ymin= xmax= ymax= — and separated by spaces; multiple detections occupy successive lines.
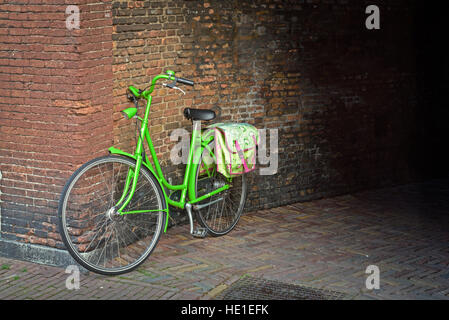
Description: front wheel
xmin=194 ymin=141 xmax=247 ymax=236
xmin=58 ymin=155 xmax=166 ymax=275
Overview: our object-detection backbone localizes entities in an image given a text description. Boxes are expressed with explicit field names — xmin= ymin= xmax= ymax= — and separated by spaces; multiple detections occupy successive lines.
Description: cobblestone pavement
xmin=1 ymin=180 xmax=449 ymax=300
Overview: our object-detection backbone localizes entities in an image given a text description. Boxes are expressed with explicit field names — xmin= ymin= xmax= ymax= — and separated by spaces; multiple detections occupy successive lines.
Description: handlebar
xmin=177 ymin=77 xmax=194 ymax=86
xmin=128 ymin=70 xmax=194 ymax=100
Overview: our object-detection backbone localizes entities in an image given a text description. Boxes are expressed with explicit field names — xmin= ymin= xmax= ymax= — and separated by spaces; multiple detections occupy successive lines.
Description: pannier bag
xmin=201 ymin=123 xmax=259 ymax=178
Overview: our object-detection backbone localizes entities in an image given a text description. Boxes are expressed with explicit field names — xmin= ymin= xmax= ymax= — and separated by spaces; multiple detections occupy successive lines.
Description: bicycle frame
xmin=108 ymin=73 xmax=230 ymax=232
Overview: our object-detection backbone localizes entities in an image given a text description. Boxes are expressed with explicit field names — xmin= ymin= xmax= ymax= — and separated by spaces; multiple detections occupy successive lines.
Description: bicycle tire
xmin=194 ymin=140 xmax=247 ymax=236
xmin=58 ymin=155 xmax=166 ymax=275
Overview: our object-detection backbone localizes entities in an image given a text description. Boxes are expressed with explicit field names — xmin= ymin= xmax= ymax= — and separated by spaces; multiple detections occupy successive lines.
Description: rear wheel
xmin=58 ymin=155 xmax=166 ymax=275
xmin=194 ymin=141 xmax=247 ymax=236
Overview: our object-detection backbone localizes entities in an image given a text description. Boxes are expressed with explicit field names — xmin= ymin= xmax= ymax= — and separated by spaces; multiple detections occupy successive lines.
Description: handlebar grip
xmin=177 ymin=77 xmax=194 ymax=86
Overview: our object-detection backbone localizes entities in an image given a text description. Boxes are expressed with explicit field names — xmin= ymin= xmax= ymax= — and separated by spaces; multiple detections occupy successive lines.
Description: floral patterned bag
xmin=201 ymin=123 xmax=259 ymax=178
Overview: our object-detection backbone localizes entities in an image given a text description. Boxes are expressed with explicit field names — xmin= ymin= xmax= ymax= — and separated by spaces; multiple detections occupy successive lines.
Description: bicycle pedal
xmin=191 ymin=227 xmax=207 ymax=238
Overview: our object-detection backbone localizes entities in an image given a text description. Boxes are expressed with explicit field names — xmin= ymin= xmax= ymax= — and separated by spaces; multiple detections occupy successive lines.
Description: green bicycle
xmin=58 ymin=70 xmax=247 ymax=275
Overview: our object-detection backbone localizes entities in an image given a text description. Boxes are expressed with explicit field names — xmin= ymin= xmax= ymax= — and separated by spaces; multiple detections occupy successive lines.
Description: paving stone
xmin=1 ymin=180 xmax=449 ymax=299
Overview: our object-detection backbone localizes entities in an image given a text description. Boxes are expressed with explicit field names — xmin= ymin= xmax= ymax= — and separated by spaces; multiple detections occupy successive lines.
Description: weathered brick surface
xmin=110 ymin=0 xmax=419 ymax=216
xmin=1 ymin=180 xmax=449 ymax=300
xmin=0 ymin=1 xmax=114 ymax=248
xmin=0 ymin=1 xmax=439 ymax=251
xmin=183 ymin=0 xmax=418 ymax=210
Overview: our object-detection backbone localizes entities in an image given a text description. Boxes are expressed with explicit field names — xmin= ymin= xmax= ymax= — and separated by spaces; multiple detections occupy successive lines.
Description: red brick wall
xmin=0 ymin=0 xmax=429 ymax=251
xmin=112 ymin=0 xmax=191 ymax=165
xmin=111 ymin=0 xmax=419 ymax=212
xmin=0 ymin=0 xmax=114 ymax=248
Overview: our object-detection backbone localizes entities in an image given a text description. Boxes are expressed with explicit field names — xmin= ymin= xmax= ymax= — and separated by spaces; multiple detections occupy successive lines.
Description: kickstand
xmin=185 ymin=203 xmax=207 ymax=238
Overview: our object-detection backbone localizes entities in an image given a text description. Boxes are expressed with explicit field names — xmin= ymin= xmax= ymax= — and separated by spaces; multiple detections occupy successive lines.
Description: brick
xmin=0 ymin=0 xmax=114 ymax=246
xmin=0 ymin=0 xmax=429 ymax=252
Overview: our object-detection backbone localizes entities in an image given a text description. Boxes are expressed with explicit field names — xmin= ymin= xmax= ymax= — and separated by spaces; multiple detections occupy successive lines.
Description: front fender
xmin=108 ymin=147 xmax=170 ymax=233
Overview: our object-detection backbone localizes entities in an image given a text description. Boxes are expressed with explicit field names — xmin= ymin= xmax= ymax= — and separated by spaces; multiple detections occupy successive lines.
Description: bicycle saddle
xmin=183 ymin=108 xmax=216 ymax=121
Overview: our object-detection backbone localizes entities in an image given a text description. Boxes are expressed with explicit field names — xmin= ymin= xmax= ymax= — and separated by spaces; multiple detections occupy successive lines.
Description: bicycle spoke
xmin=89 ymin=219 xmax=111 ymax=262
xmin=60 ymin=156 xmax=164 ymax=275
xmin=82 ymin=216 xmax=108 ymax=253
xmin=96 ymin=221 xmax=114 ymax=267
xmin=97 ymin=163 xmax=113 ymax=197
xmin=112 ymin=224 xmax=122 ymax=267
xmin=124 ymin=217 xmax=158 ymax=233
xmin=195 ymin=141 xmax=246 ymax=235
xmin=118 ymin=216 xmax=149 ymax=245
xmin=109 ymin=162 xmax=123 ymax=209
xmin=125 ymin=195 xmax=157 ymax=211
